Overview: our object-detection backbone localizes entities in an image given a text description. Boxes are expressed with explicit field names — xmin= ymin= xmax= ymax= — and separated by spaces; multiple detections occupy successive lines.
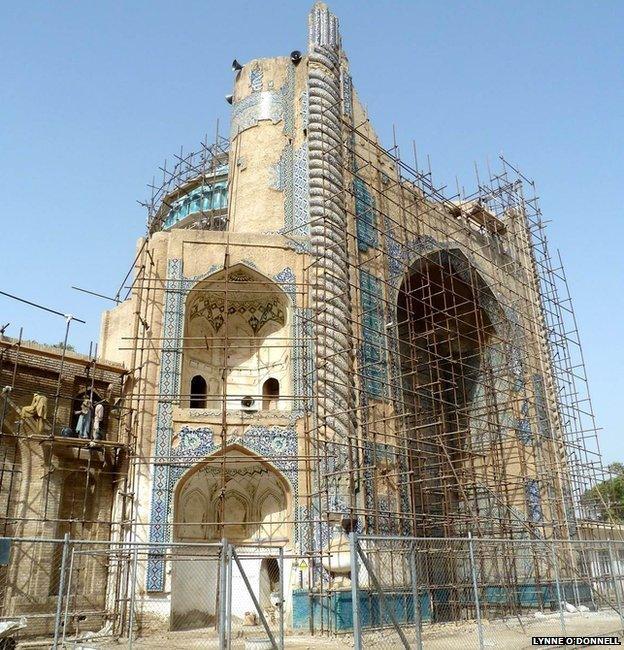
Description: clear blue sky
xmin=1 ymin=1 xmax=622 ymax=463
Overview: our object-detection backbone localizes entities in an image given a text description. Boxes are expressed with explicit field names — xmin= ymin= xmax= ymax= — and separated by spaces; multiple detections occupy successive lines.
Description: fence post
xmin=608 ymin=540 xmax=624 ymax=630
xmin=61 ymin=546 xmax=76 ymax=647
xmin=278 ymin=546 xmax=285 ymax=650
xmin=219 ymin=538 xmax=228 ymax=650
xmin=409 ymin=543 xmax=423 ymax=650
xmin=128 ymin=544 xmax=140 ymax=650
xmin=226 ymin=544 xmax=233 ymax=650
xmin=467 ymin=532 xmax=485 ymax=650
xmin=53 ymin=533 xmax=71 ymax=650
xmin=349 ymin=531 xmax=362 ymax=650
xmin=550 ymin=541 xmax=566 ymax=635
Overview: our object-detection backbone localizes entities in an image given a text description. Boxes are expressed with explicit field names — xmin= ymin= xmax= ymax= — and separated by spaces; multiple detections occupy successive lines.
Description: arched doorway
xmin=259 ymin=558 xmax=280 ymax=612
xmin=397 ymin=249 xmax=497 ymax=538
xmin=170 ymin=444 xmax=292 ymax=631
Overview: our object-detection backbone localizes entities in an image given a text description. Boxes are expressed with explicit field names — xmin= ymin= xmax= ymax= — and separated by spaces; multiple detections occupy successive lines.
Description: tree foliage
xmin=582 ymin=463 xmax=624 ymax=522
xmin=51 ymin=341 xmax=76 ymax=352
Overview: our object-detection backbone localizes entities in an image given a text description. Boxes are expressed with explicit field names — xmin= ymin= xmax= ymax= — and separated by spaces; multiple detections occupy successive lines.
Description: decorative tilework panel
xmin=250 ymin=64 xmax=263 ymax=92
xmin=292 ymin=143 xmax=310 ymax=237
xmin=300 ymin=91 xmax=309 ymax=129
xmin=274 ymin=267 xmax=296 ymax=301
xmin=230 ymin=90 xmax=285 ymax=139
xmin=283 ymin=65 xmax=295 ymax=138
xmin=514 ymin=398 xmax=533 ymax=444
xmin=270 ymin=145 xmax=290 ymax=191
xmin=231 ymin=64 xmax=294 ymax=140
xmin=277 ymin=142 xmax=310 ymax=244
xmin=359 ymin=270 xmax=387 ymax=399
xmin=516 ymin=418 xmax=532 ymax=445
xmin=296 ymin=505 xmax=311 ymax=552
xmin=525 ymin=478 xmax=543 ymax=522
xmin=354 ymin=177 xmax=377 ymax=251
xmin=172 ymin=426 xmax=215 ymax=462
xmin=342 ymin=73 xmax=353 ymax=118
xmin=147 ymin=258 xmax=184 ymax=591
xmin=293 ymin=308 xmax=313 ymax=413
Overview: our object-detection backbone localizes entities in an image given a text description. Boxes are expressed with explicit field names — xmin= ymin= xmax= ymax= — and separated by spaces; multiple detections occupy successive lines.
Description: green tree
xmin=581 ymin=463 xmax=624 ymax=522
xmin=51 ymin=342 xmax=76 ymax=352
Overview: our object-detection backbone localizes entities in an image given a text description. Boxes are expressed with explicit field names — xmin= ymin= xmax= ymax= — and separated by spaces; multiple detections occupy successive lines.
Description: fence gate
xmin=220 ymin=541 xmax=285 ymax=650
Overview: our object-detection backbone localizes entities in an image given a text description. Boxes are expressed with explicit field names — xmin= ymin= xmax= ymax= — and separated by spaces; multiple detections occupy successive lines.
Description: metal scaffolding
xmin=0 ymin=42 xmax=619 ymax=646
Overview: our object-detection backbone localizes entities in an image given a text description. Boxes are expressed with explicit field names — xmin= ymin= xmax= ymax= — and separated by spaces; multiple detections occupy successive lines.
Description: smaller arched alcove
xmin=189 ymin=375 xmax=207 ymax=409
xmin=173 ymin=444 xmax=292 ymax=544
xmin=181 ymin=265 xmax=291 ymax=412
xmin=262 ymin=377 xmax=280 ymax=410
xmin=170 ymin=444 xmax=292 ymax=631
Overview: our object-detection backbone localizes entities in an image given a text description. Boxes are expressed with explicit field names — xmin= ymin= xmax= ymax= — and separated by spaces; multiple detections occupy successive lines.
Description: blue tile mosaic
xmin=249 ymin=64 xmax=263 ymax=92
xmin=525 ymin=478 xmax=543 ymax=523
xmin=354 ymin=178 xmax=377 ymax=251
xmin=359 ymin=270 xmax=387 ymax=399
xmin=532 ymin=374 xmax=551 ymax=439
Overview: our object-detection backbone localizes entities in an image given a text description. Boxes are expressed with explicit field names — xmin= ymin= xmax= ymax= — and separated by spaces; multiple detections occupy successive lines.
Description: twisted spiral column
xmin=307 ymin=4 xmax=356 ymax=490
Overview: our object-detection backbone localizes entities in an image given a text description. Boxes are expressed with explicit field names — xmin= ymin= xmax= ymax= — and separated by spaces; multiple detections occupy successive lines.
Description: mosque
xmin=0 ymin=2 xmax=610 ymax=640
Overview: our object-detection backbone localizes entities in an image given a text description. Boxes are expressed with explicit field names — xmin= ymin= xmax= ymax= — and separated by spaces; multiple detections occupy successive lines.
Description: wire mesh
xmin=353 ymin=534 xmax=624 ymax=649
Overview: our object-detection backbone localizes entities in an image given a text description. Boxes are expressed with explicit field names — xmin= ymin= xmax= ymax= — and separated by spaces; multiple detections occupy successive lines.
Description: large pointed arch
xmin=172 ymin=443 xmax=293 ymax=544
xmin=396 ymin=245 xmax=512 ymax=539
xmin=397 ymin=246 xmax=506 ymax=338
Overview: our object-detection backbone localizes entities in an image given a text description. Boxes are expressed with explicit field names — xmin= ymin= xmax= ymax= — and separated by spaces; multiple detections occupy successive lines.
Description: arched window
xmin=262 ymin=378 xmax=280 ymax=410
xmin=50 ymin=470 xmax=96 ymax=595
xmin=190 ymin=375 xmax=207 ymax=409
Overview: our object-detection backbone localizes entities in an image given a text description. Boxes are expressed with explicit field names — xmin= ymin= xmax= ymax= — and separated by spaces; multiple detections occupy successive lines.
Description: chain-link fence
xmin=0 ymin=537 xmax=290 ymax=649
xmin=351 ymin=533 xmax=624 ymax=649
xmin=0 ymin=535 xmax=623 ymax=648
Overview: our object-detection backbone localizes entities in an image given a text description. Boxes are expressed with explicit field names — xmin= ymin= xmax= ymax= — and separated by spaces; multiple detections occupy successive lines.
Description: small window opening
xmin=190 ymin=375 xmax=207 ymax=409
xmin=262 ymin=378 xmax=280 ymax=410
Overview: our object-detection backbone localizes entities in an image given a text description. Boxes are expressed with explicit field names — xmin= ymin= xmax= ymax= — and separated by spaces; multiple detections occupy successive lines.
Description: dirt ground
xmin=17 ymin=610 xmax=624 ymax=649
xmin=361 ymin=610 xmax=624 ymax=649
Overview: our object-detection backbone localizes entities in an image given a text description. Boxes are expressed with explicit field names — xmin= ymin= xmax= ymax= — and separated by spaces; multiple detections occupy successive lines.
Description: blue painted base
xmin=484 ymin=582 xmax=593 ymax=608
xmin=292 ymin=582 xmax=593 ymax=632
xmin=292 ymin=589 xmax=430 ymax=632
